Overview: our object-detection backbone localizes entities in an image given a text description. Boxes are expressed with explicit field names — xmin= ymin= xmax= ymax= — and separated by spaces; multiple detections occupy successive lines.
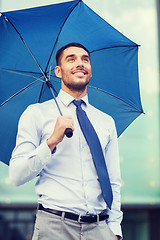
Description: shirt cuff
xmin=37 ymin=141 xmax=52 ymax=164
xmin=107 ymin=222 xmax=122 ymax=240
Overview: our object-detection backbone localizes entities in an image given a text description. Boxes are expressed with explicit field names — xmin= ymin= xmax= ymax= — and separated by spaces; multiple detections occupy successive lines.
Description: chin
xmin=68 ymin=82 xmax=88 ymax=91
xmin=62 ymin=77 xmax=90 ymax=92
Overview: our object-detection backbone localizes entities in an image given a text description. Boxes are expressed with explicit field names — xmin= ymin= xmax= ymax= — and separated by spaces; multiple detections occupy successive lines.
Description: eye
xmin=68 ymin=58 xmax=75 ymax=62
xmin=83 ymin=58 xmax=89 ymax=63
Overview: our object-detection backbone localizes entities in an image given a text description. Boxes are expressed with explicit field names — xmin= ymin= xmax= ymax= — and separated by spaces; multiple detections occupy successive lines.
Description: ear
xmin=54 ymin=66 xmax=62 ymax=79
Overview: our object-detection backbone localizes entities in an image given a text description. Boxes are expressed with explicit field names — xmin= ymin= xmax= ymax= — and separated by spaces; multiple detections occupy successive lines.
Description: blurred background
xmin=0 ymin=0 xmax=160 ymax=239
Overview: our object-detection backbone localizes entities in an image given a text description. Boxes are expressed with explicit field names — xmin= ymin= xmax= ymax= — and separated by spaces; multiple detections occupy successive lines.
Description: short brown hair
xmin=56 ymin=42 xmax=90 ymax=66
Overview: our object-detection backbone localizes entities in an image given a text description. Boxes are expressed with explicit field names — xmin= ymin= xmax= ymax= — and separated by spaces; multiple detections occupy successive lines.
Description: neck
xmin=61 ymin=86 xmax=87 ymax=99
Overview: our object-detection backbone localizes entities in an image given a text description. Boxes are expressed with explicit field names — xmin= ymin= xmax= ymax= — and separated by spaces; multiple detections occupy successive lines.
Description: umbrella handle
xmin=65 ymin=128 xmax=73 ymax=138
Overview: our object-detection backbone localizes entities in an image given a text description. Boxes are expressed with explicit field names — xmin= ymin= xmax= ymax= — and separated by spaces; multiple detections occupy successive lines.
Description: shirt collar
xmin=57 ymin=89 xmax=89 ymax=107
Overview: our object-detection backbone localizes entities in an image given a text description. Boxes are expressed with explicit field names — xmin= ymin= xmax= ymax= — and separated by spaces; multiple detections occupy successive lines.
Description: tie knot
xmin=73 ymin=99 xmax=83 ymax=108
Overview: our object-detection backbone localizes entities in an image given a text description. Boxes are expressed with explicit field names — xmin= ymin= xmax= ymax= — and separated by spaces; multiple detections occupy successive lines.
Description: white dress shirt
xmin=9 ymin=89 xmax=123 ymax=238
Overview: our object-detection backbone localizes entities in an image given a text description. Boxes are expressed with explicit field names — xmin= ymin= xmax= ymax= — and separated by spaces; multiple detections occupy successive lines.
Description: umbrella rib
xmin=1 ymin=13 xmax=49 ymax=83
xmin=46 ymin=0 xmax=82 ymax=76
xmin=0 ymin=80 xmax=42 ymax=107
xmin=90 ymin=45 xmax=140 ymax=54
xmin=88 ymin=85 xmax=144 ymax=113
xmin=0 ymin=68 xmax=43 ymax=80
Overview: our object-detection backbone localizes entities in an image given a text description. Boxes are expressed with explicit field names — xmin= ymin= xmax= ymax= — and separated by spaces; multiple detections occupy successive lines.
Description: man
xmin=9 ymin=43 xmax=123 ymax=240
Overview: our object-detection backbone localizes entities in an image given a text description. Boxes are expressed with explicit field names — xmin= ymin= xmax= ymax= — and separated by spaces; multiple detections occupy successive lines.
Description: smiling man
xmin=9 ymin=43 xmax=123 ymax=240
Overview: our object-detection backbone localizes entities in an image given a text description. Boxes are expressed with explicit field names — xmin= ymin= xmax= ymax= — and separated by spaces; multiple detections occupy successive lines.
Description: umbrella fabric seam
xmin=45 ymin=0 xmax=82 ymax=74
xmin=0 ymin=80 xmax=42 ymax=107
xmin=88 ymin=85 xmax=144 ymax=113
xmin=0 ymin=67 xmax=42 ymax=76
xmin=90 ymin=45 xmax=140 ymax=54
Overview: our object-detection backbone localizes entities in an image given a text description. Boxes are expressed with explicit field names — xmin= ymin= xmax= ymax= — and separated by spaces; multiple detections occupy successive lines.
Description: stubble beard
xmin=62 ymin=72 xmax=91 ymax=92
xmin=62 ymin=80 xmax=89 ymax=92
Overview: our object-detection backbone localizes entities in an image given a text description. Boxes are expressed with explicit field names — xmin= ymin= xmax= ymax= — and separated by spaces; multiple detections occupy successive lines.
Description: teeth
xmin=74 ymin=72 xmax=85 ymax=76
xmin=74 ymin=71 xmax=86 ymax=74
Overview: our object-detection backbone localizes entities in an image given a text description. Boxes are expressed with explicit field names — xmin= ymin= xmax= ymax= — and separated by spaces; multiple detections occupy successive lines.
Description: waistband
xmin=38 ymin=204 xmax=109 ymax=223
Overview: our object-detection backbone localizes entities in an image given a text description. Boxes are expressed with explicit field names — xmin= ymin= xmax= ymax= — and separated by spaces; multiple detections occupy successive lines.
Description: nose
xmin=76 ymin=58 xmax=84 ymax=67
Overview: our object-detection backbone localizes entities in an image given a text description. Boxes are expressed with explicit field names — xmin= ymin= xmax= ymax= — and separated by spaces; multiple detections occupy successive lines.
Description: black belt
xmin=38 ymin=204 xmax=109 ymax=223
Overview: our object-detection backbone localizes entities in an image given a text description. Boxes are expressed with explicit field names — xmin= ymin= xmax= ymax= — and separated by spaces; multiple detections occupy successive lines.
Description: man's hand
xmin=47 ymin=116 xmax=74 ymax=152
xmin=116 ymin=236 xmax=120 ymax=240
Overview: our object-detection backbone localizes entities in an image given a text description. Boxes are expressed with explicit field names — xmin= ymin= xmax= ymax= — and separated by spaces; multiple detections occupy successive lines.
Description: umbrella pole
xmin=46 ymin=80 xmax=73 ymax=138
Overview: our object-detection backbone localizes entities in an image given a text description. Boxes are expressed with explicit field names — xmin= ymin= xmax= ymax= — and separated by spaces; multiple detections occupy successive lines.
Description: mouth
xmin=72 ymin=69 xmax=88 ymax=75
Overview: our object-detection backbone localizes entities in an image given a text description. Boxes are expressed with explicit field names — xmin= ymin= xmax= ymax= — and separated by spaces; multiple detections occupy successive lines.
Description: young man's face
xmin=55 ymin=46 xmax=92 ymax=93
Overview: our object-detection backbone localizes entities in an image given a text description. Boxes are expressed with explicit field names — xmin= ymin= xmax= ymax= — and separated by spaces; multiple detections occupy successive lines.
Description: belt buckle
xmin=78 ymin=213 xmax=99 ymax=223
xmin=78 ymin=214 xmax=82 ymax=223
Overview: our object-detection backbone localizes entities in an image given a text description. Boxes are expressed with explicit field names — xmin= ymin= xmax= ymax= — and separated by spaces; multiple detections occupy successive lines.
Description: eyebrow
xmin=65 ymin=54 xmax=90 ymax=60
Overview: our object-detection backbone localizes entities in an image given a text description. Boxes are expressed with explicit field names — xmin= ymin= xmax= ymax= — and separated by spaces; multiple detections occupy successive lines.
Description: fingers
xmin=65 ymin=116 xmax=75 ymax=131
xmin=47 ymin=116 xmax=74 ymax=152
xmin=57 ymin=115 xmax=74 ymax=132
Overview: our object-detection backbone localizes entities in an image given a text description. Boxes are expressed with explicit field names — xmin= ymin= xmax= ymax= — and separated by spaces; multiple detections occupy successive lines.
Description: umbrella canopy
xmin=0 ymin=0 xmax=144 ymax=165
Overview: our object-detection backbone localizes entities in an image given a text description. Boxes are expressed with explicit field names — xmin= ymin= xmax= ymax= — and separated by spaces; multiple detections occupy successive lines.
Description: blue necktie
xmin=73 ymin=100 xmax=113 ymax=209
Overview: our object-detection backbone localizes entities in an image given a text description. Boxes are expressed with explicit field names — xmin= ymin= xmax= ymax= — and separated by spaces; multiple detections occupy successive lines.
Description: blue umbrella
xmin=0 ymin=0 xmax=144 ymax=165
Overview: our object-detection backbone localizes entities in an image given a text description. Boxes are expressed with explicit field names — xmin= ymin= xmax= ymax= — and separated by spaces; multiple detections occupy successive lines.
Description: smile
xmin=72 ymin=69 xmax=88 ymax=75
